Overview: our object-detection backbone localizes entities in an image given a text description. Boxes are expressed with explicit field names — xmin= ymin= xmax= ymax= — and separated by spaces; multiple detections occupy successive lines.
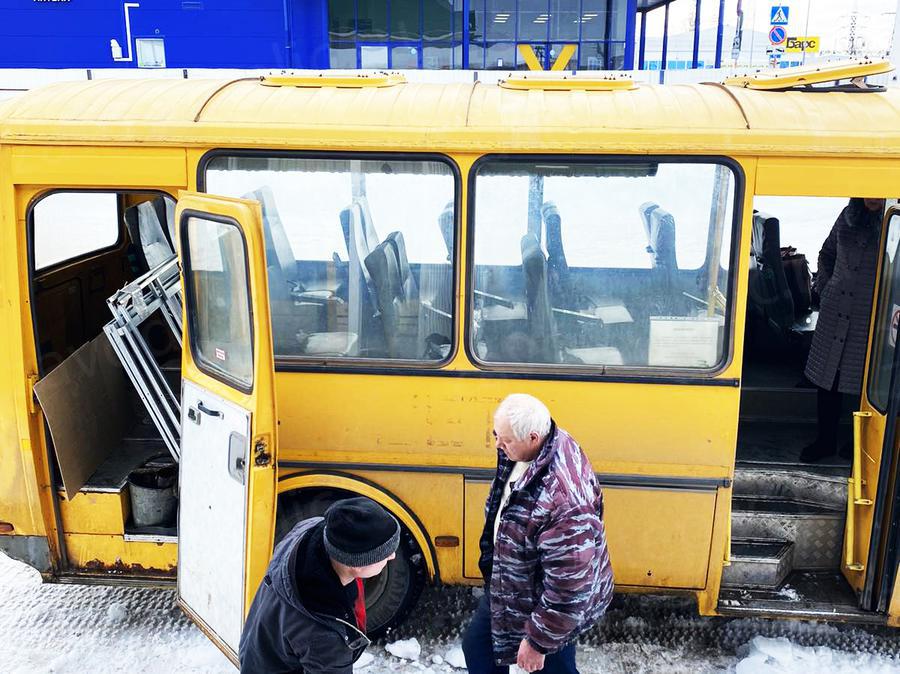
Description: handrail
xmin=845 ymin=410 xmax=874 ymax=572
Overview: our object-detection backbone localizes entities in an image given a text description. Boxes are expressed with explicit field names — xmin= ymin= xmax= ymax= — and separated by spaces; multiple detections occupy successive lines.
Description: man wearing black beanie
xmin=240 ymin=497 xmax=401 ymax=673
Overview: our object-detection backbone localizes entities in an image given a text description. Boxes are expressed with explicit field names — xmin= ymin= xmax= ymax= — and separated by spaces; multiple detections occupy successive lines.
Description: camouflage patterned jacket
xmin=477 ymin=422 xmax=614 ymax=664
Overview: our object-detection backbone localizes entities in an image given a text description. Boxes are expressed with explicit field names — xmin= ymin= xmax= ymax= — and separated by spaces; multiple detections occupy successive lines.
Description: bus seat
xmin=124 ymin=200 xmax=175 ymax=272
xmin=639 ymin=202 xmax=678 ymax=314
xmin=521 ymin=234 xmax=559 ymax=362
xmin=243 ymin=187 xmax=307 ymax=353
xmin=748 ymin=210 xmax=795 ymax=345
xmin=418 ymin=201 xmax=454 ymax=356
xmin=540 ymin=201 xmax=571 ymax=305
xmin=521 ymin=233 xmax=624 ymax=366
xmin=344 ymin=197 xmax=383 ymax=351
xmin=365 ymin=235 xmax=419 ymax=359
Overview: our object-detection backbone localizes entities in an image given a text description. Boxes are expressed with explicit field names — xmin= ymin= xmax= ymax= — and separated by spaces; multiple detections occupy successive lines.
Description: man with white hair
xmin=462 ymin=393 xmax=613 ymax=674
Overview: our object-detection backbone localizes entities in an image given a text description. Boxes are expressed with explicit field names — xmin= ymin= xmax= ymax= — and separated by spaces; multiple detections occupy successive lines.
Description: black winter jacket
xmin=239 ymin=517 xmax=369 ymax=674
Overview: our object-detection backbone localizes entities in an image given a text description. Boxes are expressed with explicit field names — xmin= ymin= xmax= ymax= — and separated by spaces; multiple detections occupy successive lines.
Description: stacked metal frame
xmin=103 ymin=256 xmax=183 ymax=461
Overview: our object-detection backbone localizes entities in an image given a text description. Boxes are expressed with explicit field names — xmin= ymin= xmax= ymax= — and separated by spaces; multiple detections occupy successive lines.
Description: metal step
xmin=731 ymin=495 xmax=844 ymax=570
xmin=734 ymin=464 xmax=848 ymax=509
xmin=740 ymin=386 xmax=818 ymax=423
xmin=722 ymin=538 xmax=793 ymax=589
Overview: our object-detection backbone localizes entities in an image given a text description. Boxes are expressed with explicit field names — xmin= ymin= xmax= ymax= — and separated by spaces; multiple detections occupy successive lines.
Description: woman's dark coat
xmin=805 ymin=199 xmax=882 ymax=394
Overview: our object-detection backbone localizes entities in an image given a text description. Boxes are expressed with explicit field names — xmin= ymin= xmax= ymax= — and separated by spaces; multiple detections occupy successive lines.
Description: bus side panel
xmin=0 ymin=147 xmax=52 ymax=571
xmin=276 ymin=373 xmax=740 ymax=591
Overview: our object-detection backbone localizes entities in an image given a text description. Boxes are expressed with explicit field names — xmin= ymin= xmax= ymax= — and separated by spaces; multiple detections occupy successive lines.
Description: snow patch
xmin=445 ymin=646 xmax=467 ymax=669
xmin=777 ymin=586 xmax=800 ymax=601
xmin=736 ymin=636 xmax=900 ymax=674
xmin=105 ymin=602 xmax=128 ymax=623
xmin=386 ymin=637 xmax=422 ymax=661
xmin=354 ymin=651 xmax=375 ymax=671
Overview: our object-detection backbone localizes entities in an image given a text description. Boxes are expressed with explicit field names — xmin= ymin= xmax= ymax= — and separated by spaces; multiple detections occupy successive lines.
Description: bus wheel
xmin=275 ymin=489 xmax=428 ymax=639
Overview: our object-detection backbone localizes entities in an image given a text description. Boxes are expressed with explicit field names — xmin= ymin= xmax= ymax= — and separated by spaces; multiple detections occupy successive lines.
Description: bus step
xmin=733 ymin=464 xmax=848 ymax=510
xmin=731 ymin=495 xmax=843 ymax=570
xmin=722 ymin=538 xmax=794 ymax=589
xmin=739 ymin=386 xmax=818 ymax=423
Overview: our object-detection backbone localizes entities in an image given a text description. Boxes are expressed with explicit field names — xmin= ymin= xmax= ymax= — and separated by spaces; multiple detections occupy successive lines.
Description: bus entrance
xmin=721 ymin=198 xmax=900 ymax=622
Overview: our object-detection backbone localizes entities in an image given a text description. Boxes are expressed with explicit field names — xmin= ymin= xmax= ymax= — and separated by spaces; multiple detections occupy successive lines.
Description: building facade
xmin=0 ymin=1 xmax=636 ymax=71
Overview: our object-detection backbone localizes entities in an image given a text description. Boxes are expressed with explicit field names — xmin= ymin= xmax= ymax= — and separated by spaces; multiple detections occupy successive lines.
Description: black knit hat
xmin=323 ymin=497 xmax=401 ymax=567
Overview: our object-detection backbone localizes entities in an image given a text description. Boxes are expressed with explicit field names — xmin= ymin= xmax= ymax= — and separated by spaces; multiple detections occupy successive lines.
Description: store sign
xmin=785 ymin=36 xmax=820 ymax=53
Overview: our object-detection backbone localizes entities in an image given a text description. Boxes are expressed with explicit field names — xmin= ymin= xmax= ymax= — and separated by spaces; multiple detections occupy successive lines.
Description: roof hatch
xmin=260 ymin=71 xmax=407 ymax=89
xmin=499 ymin=71 xmax=637 ymax=92
xmin=724 ymin=58 xmax=894 ymax=91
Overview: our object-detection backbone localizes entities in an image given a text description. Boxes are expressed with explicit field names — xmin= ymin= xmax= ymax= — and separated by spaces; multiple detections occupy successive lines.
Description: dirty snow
xmin=3 ymin=551 xmax=900 ymax=673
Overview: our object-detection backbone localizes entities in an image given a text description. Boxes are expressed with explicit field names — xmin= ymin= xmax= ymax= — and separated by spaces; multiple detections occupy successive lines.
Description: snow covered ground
xmin=3 ymin=551 xmax=900 ymax=673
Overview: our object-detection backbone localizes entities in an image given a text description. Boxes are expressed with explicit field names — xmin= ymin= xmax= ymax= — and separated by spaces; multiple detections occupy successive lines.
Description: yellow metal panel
xmin=756 ymin=158 xmax=900 ymax=198
xmin=10 ymin=147 xmax=187 ymax=186
xmin=603 ymin=487 xmax=717 ymax=588
xmin=464 ymin=480 xmax=717 ymax=588
xmin=3 ymin=78 xmax=900 ymax=157
xmin=275 ymin=374 xmax=740 ymax=479
xmin=64 ymin=533 xmax=177 ymax=573
xmin=464 ymin=481 xmax=491 ymax=578
xmin=58 ymin=491 xmax=129 ymax=535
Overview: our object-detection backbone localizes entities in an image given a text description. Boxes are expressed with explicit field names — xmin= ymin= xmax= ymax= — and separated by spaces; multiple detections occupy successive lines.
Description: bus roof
xmin=1 ymin=77 xmax=899 ymax=156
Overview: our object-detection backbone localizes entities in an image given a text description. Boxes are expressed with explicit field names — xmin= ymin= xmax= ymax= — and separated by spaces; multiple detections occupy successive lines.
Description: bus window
xmin=33 ymin=192 xmax=121 ymax=270
xmin=204 ymin=155 xmax=457 ymax=363
xmin=470 ymin=158 xmax=737 ymax=370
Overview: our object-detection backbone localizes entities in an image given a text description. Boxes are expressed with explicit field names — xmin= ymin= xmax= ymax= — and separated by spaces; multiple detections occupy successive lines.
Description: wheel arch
xmin=277 ymin=470 xmax=439 ymax=581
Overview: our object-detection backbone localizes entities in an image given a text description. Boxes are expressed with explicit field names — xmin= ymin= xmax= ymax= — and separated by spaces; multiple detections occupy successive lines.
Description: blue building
xmin=0 ymin=1 xmax=641 ymax=71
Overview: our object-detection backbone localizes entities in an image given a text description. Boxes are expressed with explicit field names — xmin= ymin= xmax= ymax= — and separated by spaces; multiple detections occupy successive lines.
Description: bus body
xmin=3 ymin=63 xmax=900 ymax=661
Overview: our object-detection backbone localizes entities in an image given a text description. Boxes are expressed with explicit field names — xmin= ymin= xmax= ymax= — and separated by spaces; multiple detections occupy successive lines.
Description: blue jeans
xmin=462 ymin=593 xmax=579 ymax=674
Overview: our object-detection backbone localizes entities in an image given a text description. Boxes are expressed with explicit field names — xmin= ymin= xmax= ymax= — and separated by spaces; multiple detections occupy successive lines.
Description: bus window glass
xmin=184 ymin=216 xmax=254 ymax=390
xmin=471 ymin=159 xmax=736 ymax=370
xmin=868 ymin=211 xmax=900 ymax=411
xmin=33 ymin=192 xmax=120 ymax=270
xmin=205 ymin=156 xmax=456 ymax=363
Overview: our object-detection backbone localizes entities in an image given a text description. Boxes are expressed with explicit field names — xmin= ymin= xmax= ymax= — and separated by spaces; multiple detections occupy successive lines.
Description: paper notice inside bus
xmin=648 ymin=316 xmax=719 ymax=367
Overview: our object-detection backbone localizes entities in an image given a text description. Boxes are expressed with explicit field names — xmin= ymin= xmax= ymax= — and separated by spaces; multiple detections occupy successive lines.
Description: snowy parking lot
xmin=3 ymin=551 xmax=900 ymax=673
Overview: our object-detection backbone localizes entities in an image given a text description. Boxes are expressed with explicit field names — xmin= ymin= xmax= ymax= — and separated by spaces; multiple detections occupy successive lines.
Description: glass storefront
xmin=327 ymin=0 xmax=628 ymax=70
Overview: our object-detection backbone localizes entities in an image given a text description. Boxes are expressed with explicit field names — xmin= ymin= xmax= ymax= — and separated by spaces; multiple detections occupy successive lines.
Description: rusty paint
xmin=434 ymin=536 xmax=459 ymax=548
xmin=82 ymin=558 xmax=176 ymax=577
xmin=0 ymin=522 xmax=14 ymax=533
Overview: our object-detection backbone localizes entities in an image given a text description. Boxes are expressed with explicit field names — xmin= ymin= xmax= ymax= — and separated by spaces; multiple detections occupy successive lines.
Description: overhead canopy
xmin=637 ymin=0 xmax=678 ymax=11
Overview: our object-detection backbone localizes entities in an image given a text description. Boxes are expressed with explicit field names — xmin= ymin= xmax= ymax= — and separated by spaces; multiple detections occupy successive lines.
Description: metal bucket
xmin=128 ymin=464 xmax=177 ymax=528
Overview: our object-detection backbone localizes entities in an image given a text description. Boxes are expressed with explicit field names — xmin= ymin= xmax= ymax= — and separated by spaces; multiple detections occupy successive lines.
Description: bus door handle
xmin=228 ymin=432 xmax=247 ymax=485
xmin=197 ymin=401 xmax=223 ymax=419
xmin=845 ymin=411 xmax=874 ymax=572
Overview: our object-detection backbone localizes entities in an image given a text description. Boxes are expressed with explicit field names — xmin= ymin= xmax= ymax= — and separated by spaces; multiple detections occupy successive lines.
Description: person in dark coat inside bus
xmin=239 ymin=497 xmax=399 ymax=674
xmin=802 ymin=197 xmax=886 ymax=462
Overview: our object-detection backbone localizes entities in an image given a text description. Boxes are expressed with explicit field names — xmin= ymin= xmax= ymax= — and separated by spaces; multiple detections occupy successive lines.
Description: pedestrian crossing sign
xmin=770 ymin=6 xmax=789 ymax=25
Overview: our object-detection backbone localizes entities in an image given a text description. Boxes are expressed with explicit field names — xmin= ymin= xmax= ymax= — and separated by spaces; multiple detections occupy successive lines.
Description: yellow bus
xmin=3 ymin=60 xmax=900 ymax=662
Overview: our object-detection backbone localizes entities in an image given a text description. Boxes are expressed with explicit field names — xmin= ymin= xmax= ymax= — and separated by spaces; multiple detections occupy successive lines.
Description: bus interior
xmin=30 ymin=191 xmax=182 ymax=545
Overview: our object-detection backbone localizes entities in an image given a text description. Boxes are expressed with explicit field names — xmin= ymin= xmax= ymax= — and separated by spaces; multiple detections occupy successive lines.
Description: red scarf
xmin=353 ymin=578 xmax=367 ymax=633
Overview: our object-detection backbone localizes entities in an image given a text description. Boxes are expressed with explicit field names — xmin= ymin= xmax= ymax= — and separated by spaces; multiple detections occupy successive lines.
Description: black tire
xmin=275 ymin=489 xmax=427 ymax=640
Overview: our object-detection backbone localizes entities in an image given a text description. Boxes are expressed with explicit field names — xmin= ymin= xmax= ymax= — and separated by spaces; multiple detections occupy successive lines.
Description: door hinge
xmin=26 ymin=374 xmax=40 ymax=414
xmin=254 ymin=438 xmax=272 ymax=467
